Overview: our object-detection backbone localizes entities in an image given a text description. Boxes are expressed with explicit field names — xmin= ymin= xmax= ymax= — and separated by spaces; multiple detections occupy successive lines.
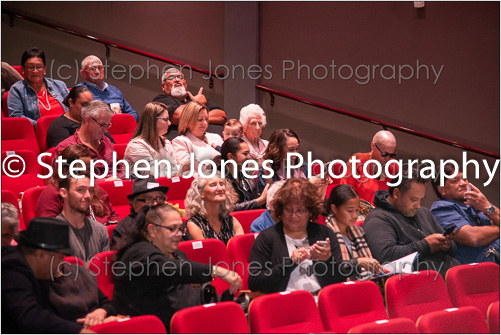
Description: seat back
xmin=385 ymin=270 xmax=452 ymax=322
xmin=230 ymin=209 xmax=266 ymax=234
xmin=106 ymin=224 xmax=117 ymax=241
xmin=487 ymin=301 xmax=500 ymax=334
xmin=1 ymin=117 xmax=40 ymax=154
xmin=88 ymin=250 xmax=117 ymax=300
xmin=1 ymin=189 xmax=25 ymax=230
xmin=445 ymin=262 xmax=500 ymax=316
xmin=249 ymin=290 xmax=324 ymax=333
xmin=157 ymin=176 xmax=194 ymax=209
xmin=1 ymin=150 xmax=44 ymax=198
xmin=416 ymin=306 xmax=489 ymax=334
xmin=108 ymin=113 xmax=137 ymax=144
xmin=178 ymin=239 xmax=231 ymax=295
xmin=3 ymin=91 xmax=10 ymax=117
xmin=20 ymin=186 xmax=46 ymax=228
xmin=64 ymin=256 xmax=85 ymax=267
xmin=40 ymin=147 xmax=57 ymax=184
xmin=318 ymin=280 xmax=387 ymax=333
xmin=170 ymin=301 xmax=249 ymax=333
xmin=113 ymin=143 xmax=127 ymax=160
xmin=35 ymin=114 xmax=59 ymax=152
xmin=96 ymin=179 xmax=134 ymax=220
xmin=227 ymin=233 xmax=259 ymax=290
xmin=90 ymin=315 xmax=166 ymax=333
xmin=348 ymin=318 xmax=418 ymax=334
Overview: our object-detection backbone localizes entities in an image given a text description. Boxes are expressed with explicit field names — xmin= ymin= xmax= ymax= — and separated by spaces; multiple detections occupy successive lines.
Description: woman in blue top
xmin=7 ymin=46 xmax=68 ymax=125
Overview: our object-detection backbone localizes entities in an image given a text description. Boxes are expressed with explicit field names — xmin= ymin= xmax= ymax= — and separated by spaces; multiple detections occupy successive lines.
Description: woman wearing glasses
xmin=172 ymin=101 xmax=223 ymax=173
xmin=8 ymin=46 xmax=69 ymax=125
xmin=124 ymin=102 xmax=179 ymax=178
xmin=185 ymin=174 xmax=244 ymax=245
xmin=248 ymin=178 xmax=347 ymax=294
xmin=113 ymin=203 xmax=242 ymax=331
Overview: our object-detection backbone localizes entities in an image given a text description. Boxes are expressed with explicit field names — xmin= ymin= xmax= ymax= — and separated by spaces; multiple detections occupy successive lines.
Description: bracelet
xmin=211 ymin=265 xmax=217 ymax=280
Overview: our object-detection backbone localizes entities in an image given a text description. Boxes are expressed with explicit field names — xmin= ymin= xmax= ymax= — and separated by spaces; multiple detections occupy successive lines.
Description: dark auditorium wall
xmin=1 ymin=2 xmax=499 ymax=205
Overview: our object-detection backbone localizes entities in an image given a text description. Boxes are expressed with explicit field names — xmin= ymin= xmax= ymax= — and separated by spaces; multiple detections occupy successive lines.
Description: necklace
xmin=38 ymin=89 xmax=51 ymax=111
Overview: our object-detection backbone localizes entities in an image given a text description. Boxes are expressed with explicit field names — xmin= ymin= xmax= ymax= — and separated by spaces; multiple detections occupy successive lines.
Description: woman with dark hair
xmin=7 ymin=47 xmax=69 ymax=125
xmin=113 ymin=203 xmax=242 ymax=330
xmin=325 ymin=184 xmax=381 ymax=279
xmin=35 ymin=144 xmax=120 ymax=225
xmin=124 ymin=102 xmax=179 ymax=177
xmin=248 ymin=178 xmax=347 ymax=294
xmin=218 ymin=137 xmax=268 ymax=211
xmin=46 ymin=86 xmax=96 ymax=148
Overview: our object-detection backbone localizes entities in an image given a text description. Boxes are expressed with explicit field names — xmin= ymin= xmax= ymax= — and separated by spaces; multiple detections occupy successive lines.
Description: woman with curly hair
xmin=185 ymin=174 xmax=244 ymax=244
xmin=248 ymin=178 xmax=347 ymax=294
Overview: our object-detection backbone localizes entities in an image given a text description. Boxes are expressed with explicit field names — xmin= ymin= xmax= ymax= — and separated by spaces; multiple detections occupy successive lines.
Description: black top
xmin=113 ymin=241 xmax=213 ymax=330
xmin=248 ymin=221 xmax=348 ymax=293
xmin=188 ymin=214 xmax=235 ymax=245
xmin=49 ymin=263 xmax=116 ymax=321
xmin=1 ymin=246 xmax=83 ymax=333
xmin=46 ymin=114 xmax=115 ymax=149
xmin=152 ymin=94 xmax=222 ymax=140
xmin=227 ymin=171 xmax=264 ymax=211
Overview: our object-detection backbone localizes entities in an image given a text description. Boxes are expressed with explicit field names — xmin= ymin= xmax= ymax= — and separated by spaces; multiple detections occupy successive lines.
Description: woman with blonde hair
xmin=172 ymin=101 xmax=223 ymax=172
xmin=185 ymin=174 xmax=244 ymax=244
xmin=125 ymin=102 xmax=178 ymax=177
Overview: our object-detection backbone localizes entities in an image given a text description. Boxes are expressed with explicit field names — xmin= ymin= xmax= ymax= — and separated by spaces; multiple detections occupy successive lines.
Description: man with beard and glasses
xmin=56 ymin=174 xmax=109 ymax=263
xmin=153 ymin=68 xmax=227 ymax=139
xmin=431 ymin=163 xmax=499 ymax=264
xmin=363 ymin=168 xmax=460 ymax=278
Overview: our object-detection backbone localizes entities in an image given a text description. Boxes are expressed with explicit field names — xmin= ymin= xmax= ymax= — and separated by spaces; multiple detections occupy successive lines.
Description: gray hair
xmin=81 ymin=100 xmax=113 ymax=119
xmin=1 ymin=203 xmax=19 ymax=232
xmin=184 ymin=173 xmax=238 ymax=219
xmin=161 ymin=67 xmax=181 ymax=83
xmin=266 ymin=180 xmax=286 ymax=210
xmin=239 ymin=103 xmax=267 ymax=128
xmin=81 ymin=55 xmax=101 ymax=70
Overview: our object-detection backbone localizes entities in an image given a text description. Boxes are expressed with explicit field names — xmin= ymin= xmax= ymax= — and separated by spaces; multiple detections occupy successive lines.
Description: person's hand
xmin=216 ymin=268 xmax=242 ymax=295
xmin=102 ymin=316 xmax=120 ymax=324
xmin=465 ymin=183 xmax=491 ymax=212
xmin=441 ymin=233 xmax=453 ymax=251
xmin=425 ymin=233 xmax=448 ymax=253
xmin=309 ymin=238 xmax=332 ymax=261
xmin=187 ymin=87 xmax=207 ymax=105
xmin=357 ymin=257 xmax=381 ymax=273
xmin=77 ymin=308 xmax=107 ymax=329
xmin=256 ymin=184 xmax=269 ymax=206
xmin=291 ymin=247 xmax=309 ymax=264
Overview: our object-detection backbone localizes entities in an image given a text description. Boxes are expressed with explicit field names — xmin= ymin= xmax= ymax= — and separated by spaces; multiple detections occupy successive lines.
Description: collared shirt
xmin=79 ymin=81 xmax=138 ymax=121
xmin=431 ymin=198 xmax=500 ymax=264
xmin=54 ymin=129 xmax=119 ymax=178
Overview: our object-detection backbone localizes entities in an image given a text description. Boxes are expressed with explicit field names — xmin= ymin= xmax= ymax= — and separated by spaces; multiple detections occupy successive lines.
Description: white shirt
xmin=284 ymin=235 xmax=321 ymax=293
xmin=172 ymin=131 xmax=223 ymax=171
xmin=124 ymin=137 xmax=178 ymax=177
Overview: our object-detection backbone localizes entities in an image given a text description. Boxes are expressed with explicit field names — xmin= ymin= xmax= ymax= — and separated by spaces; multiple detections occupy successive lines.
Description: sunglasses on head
xmin=374 ymin=142 xmax=397 ymax=158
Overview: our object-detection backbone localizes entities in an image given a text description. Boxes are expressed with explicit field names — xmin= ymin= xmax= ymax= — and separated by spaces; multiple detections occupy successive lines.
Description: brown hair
xmin=224 ymin=119 xmax=243 ymax=132
xmin=272 ymin=178 xmax=324 ymax=222
xmin=178 ymin=101 xmax=208 ymax=135
xmin=263 ymin=128 xmax=300 ymax=172
xmin=132 ymin=102 xmax=168 ymax=151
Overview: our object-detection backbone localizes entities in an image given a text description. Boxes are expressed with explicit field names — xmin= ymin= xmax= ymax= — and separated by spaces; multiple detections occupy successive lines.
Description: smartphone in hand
xmin=443 ymin=225 xmax=456 ymax=236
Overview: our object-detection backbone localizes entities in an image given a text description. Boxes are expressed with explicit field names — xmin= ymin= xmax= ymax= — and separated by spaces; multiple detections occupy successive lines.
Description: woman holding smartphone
xmin=248 ymin=178 xmax=347 ymax=294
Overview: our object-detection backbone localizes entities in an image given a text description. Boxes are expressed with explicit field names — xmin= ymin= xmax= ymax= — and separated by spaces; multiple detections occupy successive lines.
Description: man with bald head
xmin=78 ymin=55 xmax=138 ymax=121
xmin=341 ymin=130 xmax=398 ymax=205
xmin=153 ymin=67 xmax=227 ymax=139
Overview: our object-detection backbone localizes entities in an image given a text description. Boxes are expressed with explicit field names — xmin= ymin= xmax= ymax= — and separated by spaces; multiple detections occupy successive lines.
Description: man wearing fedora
xmin=111 ymin=175 xmax=172 ymax=249
xmin=57 ymin=174 xmax=109 ymax=262
xmin=2 ymin=217 xmax=85 ymax=333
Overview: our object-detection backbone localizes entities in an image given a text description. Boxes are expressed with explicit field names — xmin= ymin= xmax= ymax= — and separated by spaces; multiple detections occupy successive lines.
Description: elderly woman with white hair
xmin=239 ymin=103 xmax=268 ymax=163
xmin=185 ymin=174 xmax=244 ymax=245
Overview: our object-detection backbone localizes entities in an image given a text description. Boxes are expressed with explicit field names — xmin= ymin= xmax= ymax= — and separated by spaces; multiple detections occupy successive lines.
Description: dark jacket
xmin=227 ymin=171 xmax=264 ymax=211
xmin=248 ymin=221 xmax=348 ymax=293
xmin=113 ymin=241 xmax=213 ymax=329
xmin=363 ymin=190 xmax=460 ymax=278
xmin=1 ymin=246 xmax=83 ymax=334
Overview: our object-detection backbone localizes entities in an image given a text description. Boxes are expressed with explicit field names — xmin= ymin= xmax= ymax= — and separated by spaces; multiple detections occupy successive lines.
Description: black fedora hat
xmin=127 ymin=176 xmax=169 ymax=200
xmin=18 ymin=217 xmax=73 ymax=255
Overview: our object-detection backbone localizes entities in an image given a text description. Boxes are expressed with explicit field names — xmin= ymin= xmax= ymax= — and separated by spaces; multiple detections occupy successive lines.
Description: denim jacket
xmin=7 ymin=78 xmax=69 ymax=126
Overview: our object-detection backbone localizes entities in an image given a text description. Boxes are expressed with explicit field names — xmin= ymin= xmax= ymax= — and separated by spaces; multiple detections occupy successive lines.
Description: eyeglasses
xmin=152 ymin=223 xmax=186 ymax=234
xmin=136 ymin=195 xmax=166 ymax=204
xmin=283 ymin=207 xmax=309 ymax=217
xmin=164 ymin=74 xmax=184 ymax=81
xmin=24 ymin=65 xmax=44 ymax=71
xmin=157 ymin=116 xmax=170 ymax=122
xmin=374 ymin=142 xmax=397 ymax=158
xmin=90 ymin=116 xmax=112 ymax=129
xmin=87 ymin=65 xmax=104 ymax=72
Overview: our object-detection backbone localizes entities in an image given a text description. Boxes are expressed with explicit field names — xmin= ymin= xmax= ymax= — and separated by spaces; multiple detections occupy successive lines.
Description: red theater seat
xmin=227 ymin=233 xmax=259 ymax=291
xmin=230 ymin=209 xmax=265 ymax=234
xmin=91 ymin=315 xmax=166 ymax=334
xmin=36 ymin=114 xmax=59 ymax=153
xmin=1 ymin=117 xmax=40 ymax=155
xmin=416 ymin=306 xmax=489 ymax=334
xmin=108 ymin=113 xmax=136 ymax=144
xmin=88 ymin=250 xmax=117 ymax=300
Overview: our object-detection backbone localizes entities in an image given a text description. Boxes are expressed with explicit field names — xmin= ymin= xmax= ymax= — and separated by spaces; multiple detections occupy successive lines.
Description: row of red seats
xmin=1 ymin=114 xmax=136 ymax=154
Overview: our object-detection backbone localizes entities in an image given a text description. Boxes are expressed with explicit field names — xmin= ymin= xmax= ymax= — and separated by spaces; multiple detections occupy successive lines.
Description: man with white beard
xmin=153 ymin=68 xmax=227 ymax=139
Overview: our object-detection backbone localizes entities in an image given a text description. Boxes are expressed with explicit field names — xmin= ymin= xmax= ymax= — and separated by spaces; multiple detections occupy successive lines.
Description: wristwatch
xmin=486 ymin=205 xmax=495 ymax=215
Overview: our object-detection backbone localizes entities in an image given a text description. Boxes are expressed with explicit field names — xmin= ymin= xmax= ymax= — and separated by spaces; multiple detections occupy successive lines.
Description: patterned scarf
xmin=325 ymin=213 xmax=372 ymax=262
